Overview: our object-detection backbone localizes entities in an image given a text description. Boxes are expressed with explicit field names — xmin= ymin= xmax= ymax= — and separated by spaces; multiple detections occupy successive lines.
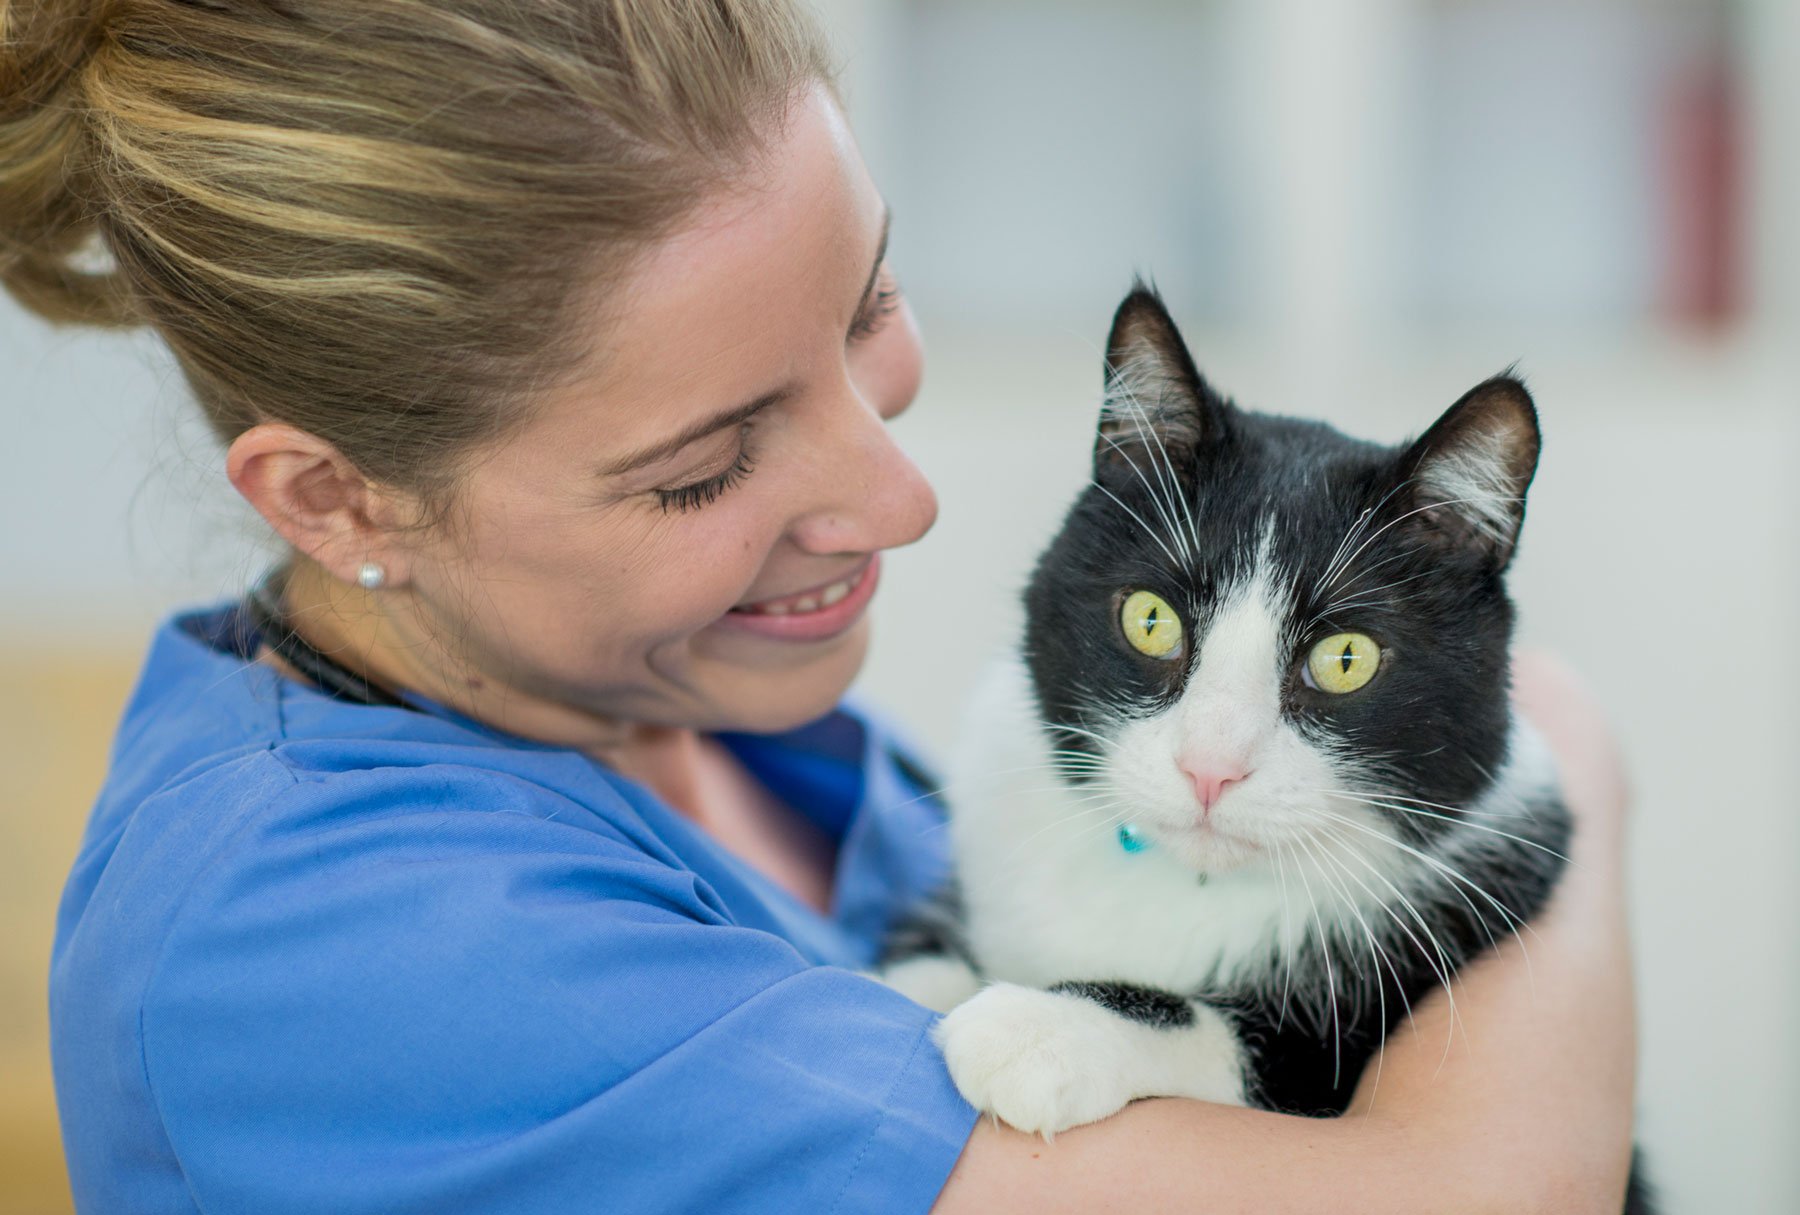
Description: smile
xmin=733 ymin=561 xmax=870 ymax=616
xmin=718 ymin=555 xmax=882 ymax=642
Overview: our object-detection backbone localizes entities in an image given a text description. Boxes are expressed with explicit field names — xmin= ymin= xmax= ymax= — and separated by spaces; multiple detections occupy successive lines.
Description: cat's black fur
xmin=885 ymin=284 xmax=1653 ymax=1213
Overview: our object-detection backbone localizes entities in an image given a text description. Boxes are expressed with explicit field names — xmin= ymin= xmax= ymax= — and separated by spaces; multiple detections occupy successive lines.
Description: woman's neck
xmin=261 ymin=561 xmax=837 ymax=913
xmin=266 ymin=560 xmax=709 ymax=805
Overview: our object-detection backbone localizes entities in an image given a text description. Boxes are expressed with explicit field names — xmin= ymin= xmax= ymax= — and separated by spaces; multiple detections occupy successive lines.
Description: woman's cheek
xmin=688 ymin=501 xmax=785 ymax=615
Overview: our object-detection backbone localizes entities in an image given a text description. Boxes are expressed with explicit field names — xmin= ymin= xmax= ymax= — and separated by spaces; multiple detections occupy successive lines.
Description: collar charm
xmin=1116 ymin=823 xmax=1151 ymax=853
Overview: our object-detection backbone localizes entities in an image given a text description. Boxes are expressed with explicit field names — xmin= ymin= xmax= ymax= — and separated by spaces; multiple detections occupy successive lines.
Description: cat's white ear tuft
xmin=1401 ymin=375 xmax=1541 ymax=568
xmin=1096 ymin=285 xmax=1213 ymax=471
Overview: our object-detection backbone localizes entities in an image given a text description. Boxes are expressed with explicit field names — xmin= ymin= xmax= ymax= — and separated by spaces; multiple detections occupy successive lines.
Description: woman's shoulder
xmin=90 ymin=599 xmax=642 ymax=846
xmin=62 ymin=602 xmax=698 ymax=970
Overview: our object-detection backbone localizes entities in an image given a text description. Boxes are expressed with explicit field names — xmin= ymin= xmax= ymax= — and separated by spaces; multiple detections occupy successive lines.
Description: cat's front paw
xmin=932 ymin=982 xmax=1142 ymax=1137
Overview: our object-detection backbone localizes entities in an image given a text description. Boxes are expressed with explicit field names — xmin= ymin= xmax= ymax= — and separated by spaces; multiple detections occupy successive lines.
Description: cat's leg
xmin=872 ymin=874 xmax=985 ymax=1013
xmin=933 ymin=979 xmax=1249 ymax=1137
xmin=871 ymin=952 xmax=984 ymax=1014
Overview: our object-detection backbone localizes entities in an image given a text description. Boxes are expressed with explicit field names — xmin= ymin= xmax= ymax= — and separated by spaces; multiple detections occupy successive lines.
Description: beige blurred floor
xmin=0 ymin=653 xmax=137 ymax=1215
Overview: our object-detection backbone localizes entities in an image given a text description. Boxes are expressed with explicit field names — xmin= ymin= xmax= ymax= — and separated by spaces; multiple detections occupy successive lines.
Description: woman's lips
xmin=716 ymin=554 xmax=881 ymax=642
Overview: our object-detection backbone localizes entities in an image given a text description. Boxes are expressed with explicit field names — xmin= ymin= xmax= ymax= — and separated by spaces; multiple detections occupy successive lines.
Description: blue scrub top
xmin=49 ymin=600 xmax=979 ymax=1215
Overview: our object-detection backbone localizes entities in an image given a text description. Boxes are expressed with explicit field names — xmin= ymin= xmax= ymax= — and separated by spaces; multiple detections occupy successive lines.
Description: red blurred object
xmin=1662 ymin=36 xmax=1743 ymax=330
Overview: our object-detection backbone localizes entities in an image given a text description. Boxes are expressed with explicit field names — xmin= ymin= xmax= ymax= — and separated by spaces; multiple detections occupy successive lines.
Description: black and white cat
xmin=882 ymin=285 xmax=1651 ymax=1211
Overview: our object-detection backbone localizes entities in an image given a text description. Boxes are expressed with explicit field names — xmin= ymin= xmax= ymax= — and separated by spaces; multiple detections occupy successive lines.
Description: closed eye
xmin=654 ymin=421 xmax=758 ymax=513
xmin=849 ymin=270 xmax=901 ymax=343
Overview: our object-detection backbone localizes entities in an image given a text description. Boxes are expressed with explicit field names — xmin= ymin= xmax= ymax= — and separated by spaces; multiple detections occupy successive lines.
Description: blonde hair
xmin=0 ymin=0 xmax=835 ymax=528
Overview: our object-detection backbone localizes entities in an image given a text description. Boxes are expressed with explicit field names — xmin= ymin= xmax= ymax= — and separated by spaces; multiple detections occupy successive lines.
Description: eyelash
xmin=848 ymin=280 xmax=902 ymax=343
xmin=655 ymin=424 xmax=758 ymax=513
xmin=652 ymin=274 xmax=899 ymax=514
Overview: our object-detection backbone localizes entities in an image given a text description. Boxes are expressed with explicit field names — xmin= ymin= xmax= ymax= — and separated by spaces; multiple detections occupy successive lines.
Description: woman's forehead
xmin=534 ymin=85 xmax=884 ymax=454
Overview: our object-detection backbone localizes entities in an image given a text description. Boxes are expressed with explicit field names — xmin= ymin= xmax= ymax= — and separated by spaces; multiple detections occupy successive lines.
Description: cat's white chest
xmin=949 ymin=660 xmax=1295 ymax=993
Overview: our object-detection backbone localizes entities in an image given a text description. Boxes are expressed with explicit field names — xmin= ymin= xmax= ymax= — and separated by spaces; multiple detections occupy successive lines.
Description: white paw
xmin=932 ymin=983 xmax=1141 ymax=1137
xmin=877 ymin=955 xmax=985 ymax=1014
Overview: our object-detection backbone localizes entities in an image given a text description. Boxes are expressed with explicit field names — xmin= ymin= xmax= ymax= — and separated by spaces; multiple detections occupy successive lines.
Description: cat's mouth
xmin=1136 ymin=814 xmax=1268 ymax=873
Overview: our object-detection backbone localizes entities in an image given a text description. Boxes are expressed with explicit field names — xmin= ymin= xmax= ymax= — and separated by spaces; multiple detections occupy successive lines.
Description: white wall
xmin=0 ymin=321 xmax=269 ymax=642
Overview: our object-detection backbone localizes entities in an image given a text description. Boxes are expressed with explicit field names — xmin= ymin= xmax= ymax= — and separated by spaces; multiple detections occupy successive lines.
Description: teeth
xmin=740 ymin=569 xmax=863 ymax=616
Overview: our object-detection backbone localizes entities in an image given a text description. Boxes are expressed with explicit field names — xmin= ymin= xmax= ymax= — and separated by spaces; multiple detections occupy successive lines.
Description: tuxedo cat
xmin=882 ymin=285 xmax=1652 ymax=1212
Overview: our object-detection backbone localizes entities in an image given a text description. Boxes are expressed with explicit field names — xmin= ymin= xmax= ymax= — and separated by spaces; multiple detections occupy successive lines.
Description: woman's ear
xmin=226 ymin=422 xmax=420 ymax=587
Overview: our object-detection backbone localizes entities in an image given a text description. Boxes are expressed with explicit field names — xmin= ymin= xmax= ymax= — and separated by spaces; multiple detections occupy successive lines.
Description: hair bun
xmin=0 ymin=0 xmax=138 ymax=327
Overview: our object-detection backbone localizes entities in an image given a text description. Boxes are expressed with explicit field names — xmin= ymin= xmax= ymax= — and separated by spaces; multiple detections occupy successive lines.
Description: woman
xmin=3 ymin=1 xmax=1638 ymax=1211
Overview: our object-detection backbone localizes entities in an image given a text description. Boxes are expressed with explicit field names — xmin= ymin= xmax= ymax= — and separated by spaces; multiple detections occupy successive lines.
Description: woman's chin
xmin=698 ymin=617 xmax=872 ymax=734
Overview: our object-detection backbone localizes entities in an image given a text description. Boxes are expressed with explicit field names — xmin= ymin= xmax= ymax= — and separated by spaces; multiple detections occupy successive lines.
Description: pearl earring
xmin=356 ymin=561 xmax=387 ymax=590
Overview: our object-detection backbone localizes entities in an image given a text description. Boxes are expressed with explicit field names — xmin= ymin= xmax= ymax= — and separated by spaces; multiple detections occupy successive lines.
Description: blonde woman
xmin=3 ymin=1 xmax=1637 ymax=1211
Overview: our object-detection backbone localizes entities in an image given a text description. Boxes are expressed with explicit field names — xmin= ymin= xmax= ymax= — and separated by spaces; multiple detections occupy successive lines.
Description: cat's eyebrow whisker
xmin=1107 ymin=377 xmax=1204 ymax=560
xmin=1308 ymin=570 xmax=1439 ymax=626
xmin=1098 ymin=414 xmax=1187 ymax=557
xmin=1314 ymin=790 xmax=1571 ymax=863
xmin=1321 ymin=494 xmax=1524 ymax=598
xmin=1321 ymin=561 xmax=1432 ymax=611
xmin=1089 ymin=478 xmax=1187 ymax=570
xmin=1094 ymin=362 xmax=1201 ymax=566
xmin=1313 ymin=507 xmax=1375 ymax=599
xmin=1315 ymin=546 xmax=1414 ymax=610
xmin=1312 ymin=480 xmax=1410 ymax=597
xmin=1095 ymin=428 xmax=1194 ymax=566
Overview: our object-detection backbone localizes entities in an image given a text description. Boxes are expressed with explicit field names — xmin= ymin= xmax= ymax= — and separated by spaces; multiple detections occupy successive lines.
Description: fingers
xmin=1510 ymin=646 xmax=1630 ymax=860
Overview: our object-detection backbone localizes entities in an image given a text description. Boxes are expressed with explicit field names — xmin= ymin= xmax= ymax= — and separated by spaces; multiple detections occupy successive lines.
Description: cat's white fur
xmin=894 ymin=550 xmax=1562 ymax=1136
xmin=930 ymin=982 xmax=1246 ymax=1137
xmin=948 ymin=572 xmax=1407 ymax=1000
xmin=1415 ymin=423 xmax=1528 ymax=551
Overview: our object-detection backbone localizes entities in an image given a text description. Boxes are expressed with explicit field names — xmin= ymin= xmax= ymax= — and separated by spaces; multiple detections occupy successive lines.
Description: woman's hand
xmin=933 ymin=649 xmax=1638 ymax=1215
xmin=1340 ymin=647 xmax=1638 ymax=1205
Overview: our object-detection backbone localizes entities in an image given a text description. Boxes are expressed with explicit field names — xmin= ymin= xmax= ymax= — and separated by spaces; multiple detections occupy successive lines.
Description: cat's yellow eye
xmin=1306 ymin=632 xmax=1382 ymax=694
xmin=1120 ymin=590 xmax=1184 ymax=659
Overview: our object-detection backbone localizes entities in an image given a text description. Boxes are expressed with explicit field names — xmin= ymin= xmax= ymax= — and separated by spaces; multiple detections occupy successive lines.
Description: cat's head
xmin=1022 ymin=284 xmax=1540 ymax=876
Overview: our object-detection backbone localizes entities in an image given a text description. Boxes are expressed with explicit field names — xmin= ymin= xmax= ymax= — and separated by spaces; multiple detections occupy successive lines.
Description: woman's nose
xmin=788 ymin=391 xmax=938 ymax=556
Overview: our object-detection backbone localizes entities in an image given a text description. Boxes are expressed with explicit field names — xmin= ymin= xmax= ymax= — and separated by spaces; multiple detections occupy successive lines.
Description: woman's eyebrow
xmin=595 ymin=387 xmax=790 ymax=477
xmin=596 ymin=206 xmax=889 ymax=480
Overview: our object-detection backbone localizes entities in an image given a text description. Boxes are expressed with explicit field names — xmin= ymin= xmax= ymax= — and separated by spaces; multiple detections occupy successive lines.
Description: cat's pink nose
xmin=1178 ymin=758 xmax=1251 ymax=812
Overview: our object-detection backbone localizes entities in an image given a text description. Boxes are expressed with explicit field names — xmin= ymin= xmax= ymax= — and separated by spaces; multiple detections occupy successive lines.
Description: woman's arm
xmin=931 ymin=650 xmax=1636 ymax=1215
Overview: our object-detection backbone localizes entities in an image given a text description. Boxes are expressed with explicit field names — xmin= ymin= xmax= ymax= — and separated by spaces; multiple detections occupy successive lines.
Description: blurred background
xmin=3 ymin=0 xmax=1794 ymax=1210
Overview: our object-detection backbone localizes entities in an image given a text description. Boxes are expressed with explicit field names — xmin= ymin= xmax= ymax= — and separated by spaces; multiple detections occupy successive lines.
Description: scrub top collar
xmin=185 ymin=597 xmax=948 ymax=972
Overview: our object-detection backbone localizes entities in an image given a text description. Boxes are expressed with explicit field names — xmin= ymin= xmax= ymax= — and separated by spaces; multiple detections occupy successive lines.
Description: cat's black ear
xmin=1095 ymin=284 xmax=1218 ymax=474
xmin=1397 ymin=375 xmax=1541 ymax=569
